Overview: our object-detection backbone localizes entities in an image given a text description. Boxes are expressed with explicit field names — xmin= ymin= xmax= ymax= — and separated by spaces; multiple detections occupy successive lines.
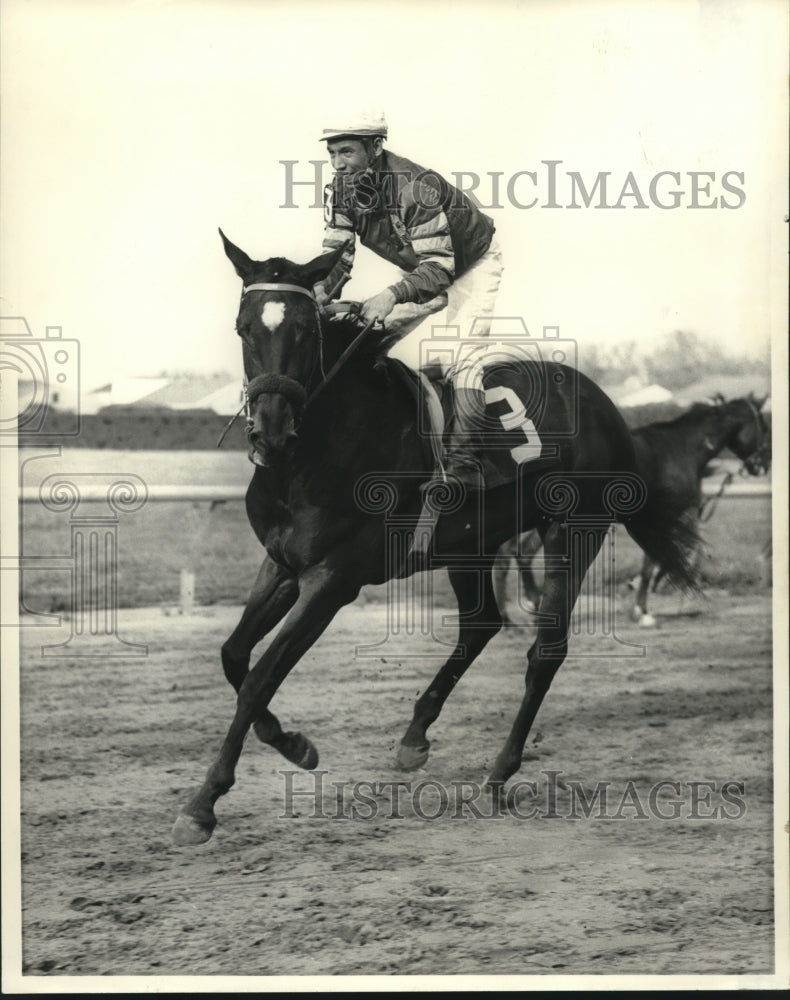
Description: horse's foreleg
xmin=221 ymin=559 xmax=317 ymax=750
xmin=173 ymin=564 xmax=358 ymax=846
xmin=486 ymin=522 xmax=607 ymax=801
xmin=221 ymin=557 xmax=298 ymax=692
xmin=397 ymin=566 xmax=502 ymax=770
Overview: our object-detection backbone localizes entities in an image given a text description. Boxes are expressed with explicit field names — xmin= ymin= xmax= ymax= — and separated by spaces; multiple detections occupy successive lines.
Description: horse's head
xmin=221 ymin=230 xmax=343 ymax=466
xmin=724 ymin=394 xmax=771 ymax=475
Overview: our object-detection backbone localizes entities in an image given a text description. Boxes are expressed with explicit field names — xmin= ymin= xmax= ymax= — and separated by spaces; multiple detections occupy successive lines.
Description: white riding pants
xmin=386 ymin=236 xmax=504 ymax=391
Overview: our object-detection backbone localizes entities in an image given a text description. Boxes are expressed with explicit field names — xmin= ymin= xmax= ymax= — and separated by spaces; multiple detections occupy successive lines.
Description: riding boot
xmin=443 ymin=385 xmax=487 ymax=490
xmin=410 ymin=386 xmax=487 ymax=559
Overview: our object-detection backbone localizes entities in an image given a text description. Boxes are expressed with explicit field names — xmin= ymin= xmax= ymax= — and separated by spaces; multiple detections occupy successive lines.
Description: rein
xmin=699 ymin=470 xmax=734 ymax=523
xmin=306 ymin=314 xmax=381 ymax=405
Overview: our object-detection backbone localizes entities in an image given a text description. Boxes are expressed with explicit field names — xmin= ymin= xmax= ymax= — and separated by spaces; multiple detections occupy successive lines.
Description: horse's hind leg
xmin=493 ymin=531 xmax=542 ymax=624
xmin=397 ymin=565 xmax=502 ymax=770
xmin=486 ymin=521 xmax=607 ymax=801
xmin=632 ymin=553 xmax=657 ymax=627
xmin=517 ymin=529 xmax=543 ymax=611
xmin=492 ymin=542 xmax=515 ymax=624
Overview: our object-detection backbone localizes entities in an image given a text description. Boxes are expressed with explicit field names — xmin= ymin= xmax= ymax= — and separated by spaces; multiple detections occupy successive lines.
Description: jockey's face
xmin=327 ymin=137 xmax=382 ymax=175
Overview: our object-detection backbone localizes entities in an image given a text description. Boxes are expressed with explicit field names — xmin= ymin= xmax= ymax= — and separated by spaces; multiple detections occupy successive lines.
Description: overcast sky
xmin=1 ymin=0 xmax=787 ymax=390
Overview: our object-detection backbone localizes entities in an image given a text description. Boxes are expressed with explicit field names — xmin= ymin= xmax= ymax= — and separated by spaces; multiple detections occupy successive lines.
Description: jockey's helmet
xmin=319 ymin=110 xmax=388 ymax=143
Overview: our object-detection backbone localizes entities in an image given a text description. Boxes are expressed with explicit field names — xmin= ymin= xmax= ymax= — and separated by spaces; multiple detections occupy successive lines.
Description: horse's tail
xmin=622 ymin=488 xmax=701 ymax=594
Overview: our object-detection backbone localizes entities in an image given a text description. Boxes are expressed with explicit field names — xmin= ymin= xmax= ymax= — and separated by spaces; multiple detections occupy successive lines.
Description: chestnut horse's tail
xmin=622 ymin=487 xmax=701 ymax=594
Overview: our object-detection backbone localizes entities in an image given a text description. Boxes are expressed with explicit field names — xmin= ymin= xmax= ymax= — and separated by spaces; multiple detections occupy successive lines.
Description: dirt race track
xmin=15 ymin=586 xmax=777 ymax=984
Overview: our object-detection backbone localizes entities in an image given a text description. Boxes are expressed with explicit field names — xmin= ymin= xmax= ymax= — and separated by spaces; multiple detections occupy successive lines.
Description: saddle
xmin=386 ymin=358 xmax=558 ymax=493
xmin=324 ymin=301 xmax=559 ymax=493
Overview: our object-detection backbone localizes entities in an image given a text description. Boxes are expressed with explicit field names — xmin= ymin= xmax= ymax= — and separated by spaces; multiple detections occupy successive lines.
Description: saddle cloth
xmin=386 ymin=358 xmax=561 ymax=492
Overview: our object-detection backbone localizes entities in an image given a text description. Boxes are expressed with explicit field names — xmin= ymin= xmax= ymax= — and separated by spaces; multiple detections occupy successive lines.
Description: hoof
xmin=484 ymin=779 xmax=507 ymax=811
xmin=284 ymin=732 xmax=319 ymax=770
xmin=172 ymin=812 xmax=214 ymax=847
xmin=396 ymin=742 xmax=430 ymax=771
xmin=639 ymin=613 xmax=657 ymax=628
xmin=253 ymin=724 xmax=319 ymax=769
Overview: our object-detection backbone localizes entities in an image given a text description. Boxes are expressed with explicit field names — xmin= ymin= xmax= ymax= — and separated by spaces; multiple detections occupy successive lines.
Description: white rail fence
xmin=18 ymin=480 xmax=773 ymax=505
xmin=14 ymin=478 xmax=771 ymax=658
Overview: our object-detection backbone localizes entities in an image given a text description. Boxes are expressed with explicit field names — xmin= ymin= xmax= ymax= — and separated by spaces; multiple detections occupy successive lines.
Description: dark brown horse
xmin=493 ymin=395 xmax=770 ymax=626
xmin=172 ymin=234 xmax=698 ymax=846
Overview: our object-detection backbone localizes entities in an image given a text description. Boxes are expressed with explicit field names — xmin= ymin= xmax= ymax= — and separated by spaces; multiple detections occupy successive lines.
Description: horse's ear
xmin=755 ymin=393 xmax=769 ymax=411
xmin=299 ymin=246 xmax=345 ymax=288
xmin=219 ymin=228 xmax=255 ymax=281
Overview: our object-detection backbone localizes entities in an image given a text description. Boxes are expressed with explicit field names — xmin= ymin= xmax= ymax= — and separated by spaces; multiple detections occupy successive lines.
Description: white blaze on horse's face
xmin=261 ymin=301 xmax=286 ymax=334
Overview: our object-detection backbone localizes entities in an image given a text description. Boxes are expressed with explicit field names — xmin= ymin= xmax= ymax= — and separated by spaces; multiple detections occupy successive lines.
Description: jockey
xmin=314 ymin=110 xmax=504 ymax=490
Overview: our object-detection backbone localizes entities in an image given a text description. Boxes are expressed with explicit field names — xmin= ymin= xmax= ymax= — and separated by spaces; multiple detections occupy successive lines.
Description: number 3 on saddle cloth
xmin=392 ymin=353 xmax=572 ymax=558
xmin=397 ymin=354 xmax=570 ymax=495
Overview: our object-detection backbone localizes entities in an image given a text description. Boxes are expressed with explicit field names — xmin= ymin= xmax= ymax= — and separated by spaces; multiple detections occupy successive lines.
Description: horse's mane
xmin=633 ymin=397 xmax=738 ymax=434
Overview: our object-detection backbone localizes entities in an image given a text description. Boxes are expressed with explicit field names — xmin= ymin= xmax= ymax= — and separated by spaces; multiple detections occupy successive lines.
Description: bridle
xmin=695 ymin=396 xmax=769 ymax=523
xmin=732 ymin=396 xmax=770 ymax=476
xmin=217 ymin=282 xmax=380 ymax=448
xmin=240 ymin=282 xmax=326 ymax=425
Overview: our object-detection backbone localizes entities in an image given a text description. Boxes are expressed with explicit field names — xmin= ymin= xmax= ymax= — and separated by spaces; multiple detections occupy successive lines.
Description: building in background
xmin=81 ymin=374 xmax=242 ymax=416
